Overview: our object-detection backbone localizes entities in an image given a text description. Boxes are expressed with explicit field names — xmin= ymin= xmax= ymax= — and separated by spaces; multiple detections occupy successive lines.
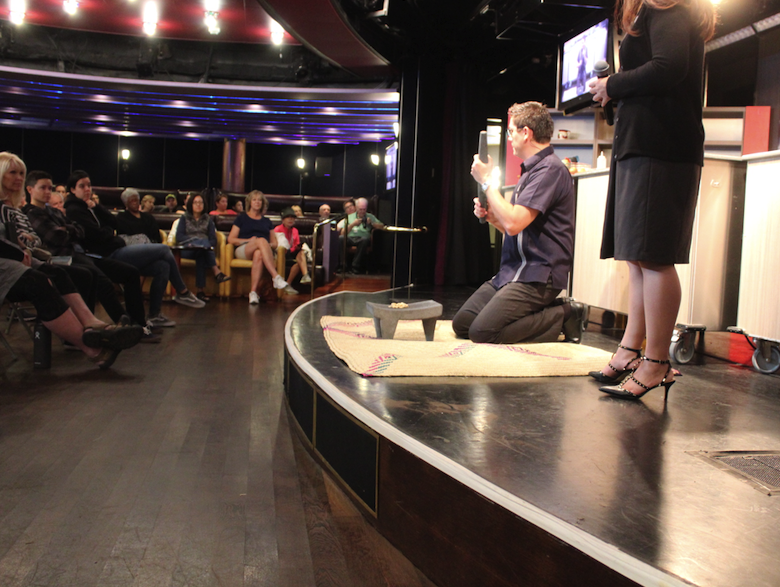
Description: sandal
xmin=196 ymin=291 xmax=210 ymax=303
xmin=215 ymin=272 xmax=231 ymax=283
xmin=600 ymin=356 xmax=675 ymax=401
xmin=588 ymin=344 xmax=642 ymax=384
xmin=88 ymin=347 xmax=121 ymax=370
xmin=82 ymin=323 xmax=143 ymax=351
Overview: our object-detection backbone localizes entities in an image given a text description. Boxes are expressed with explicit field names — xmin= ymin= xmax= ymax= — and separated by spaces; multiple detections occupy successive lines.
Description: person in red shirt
xmin=273 ymin=208 xmax=310 ymax=290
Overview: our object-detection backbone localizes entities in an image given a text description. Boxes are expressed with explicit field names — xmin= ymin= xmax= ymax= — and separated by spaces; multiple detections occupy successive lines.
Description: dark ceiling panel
xmin=257 ymin=0 xmax=391 ymax=77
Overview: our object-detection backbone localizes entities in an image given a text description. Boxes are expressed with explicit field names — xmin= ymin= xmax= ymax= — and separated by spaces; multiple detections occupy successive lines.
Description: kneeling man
xmin=452 ymin=101 xmax=587 ymax=344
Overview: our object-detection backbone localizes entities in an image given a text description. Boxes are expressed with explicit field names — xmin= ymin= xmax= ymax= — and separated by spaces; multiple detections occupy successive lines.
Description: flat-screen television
xmin=556 ymin=17 xmax=613 ymax=115
xmin=385 ymin=142 xmax=397 ymax=191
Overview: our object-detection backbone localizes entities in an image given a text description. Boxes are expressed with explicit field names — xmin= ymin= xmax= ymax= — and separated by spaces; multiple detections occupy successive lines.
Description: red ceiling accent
xmin=1 ymin=0 xmax=299 ymax=44
xmin=258 ymin=0 xmax=391 ymax=77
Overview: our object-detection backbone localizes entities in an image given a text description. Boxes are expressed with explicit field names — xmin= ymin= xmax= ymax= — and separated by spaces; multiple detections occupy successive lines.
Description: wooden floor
xmin=0 ymin=283 xmax=434 ymax=587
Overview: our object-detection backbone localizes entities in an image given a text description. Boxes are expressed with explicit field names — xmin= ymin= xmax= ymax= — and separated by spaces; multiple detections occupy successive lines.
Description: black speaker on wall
xmin=315 ymin=157 xmax=332 ymax=177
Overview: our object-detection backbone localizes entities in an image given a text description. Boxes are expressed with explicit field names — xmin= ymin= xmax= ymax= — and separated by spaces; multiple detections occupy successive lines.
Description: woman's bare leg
xmin=619 ymin=261 xmax=680 ymax=393
xmin=62 ymin=292 xmax=107 ymax=330
xmin=250 ymin=249 xmax=265 ymax=293
xmin=599 ymin=261 xmax=646 ymax=377
xmin=42 ymin=310 xmax=100 ymax=358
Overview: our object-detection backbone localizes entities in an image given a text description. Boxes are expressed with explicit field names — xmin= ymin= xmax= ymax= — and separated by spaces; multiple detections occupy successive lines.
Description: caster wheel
xmin=752 ymin=347 xmax=780 ymax=374
xmin=670 ymin=332 xmax=695 ymax=364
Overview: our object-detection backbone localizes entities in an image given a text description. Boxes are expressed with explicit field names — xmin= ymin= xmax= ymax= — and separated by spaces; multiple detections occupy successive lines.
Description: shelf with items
xmin=548 ymin=108 xmax=613 ymax=170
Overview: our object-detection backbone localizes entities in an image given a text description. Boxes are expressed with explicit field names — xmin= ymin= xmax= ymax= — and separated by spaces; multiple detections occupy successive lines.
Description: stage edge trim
xmin=285 ymin=290 xmax=693 ymax=587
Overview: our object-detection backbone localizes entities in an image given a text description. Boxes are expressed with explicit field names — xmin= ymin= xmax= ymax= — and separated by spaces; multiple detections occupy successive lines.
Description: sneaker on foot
xmin=272 ymin=275 xmax=288 ymax=290
xmin=174 ymin=290 xmax=206 ymax=308
xmin=283 ymin=285 xmax=299 ymax=296
xmin=248 ymin=291 xmax=260 ymax=305
xmin=148 ymin=314 xmax=176 ymax=328
xmin=300 ymin=274 xmax=312 ymax=284
xmin=140 ymin=325 xmax=162 ymax=343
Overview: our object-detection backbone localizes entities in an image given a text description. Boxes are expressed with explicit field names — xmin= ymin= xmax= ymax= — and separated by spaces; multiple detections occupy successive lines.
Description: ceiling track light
xmin=204 ymin=11 xmax=220 ymax=35
xmin=270 ymin=19 xmax=285 ymax=45
xmin=63 ymin=0 xmax=78 ymax=16
xmin=9 ymin=0 xmax=26 ymax=25
xmin=142 ymin=0 xmax=158 ymax=36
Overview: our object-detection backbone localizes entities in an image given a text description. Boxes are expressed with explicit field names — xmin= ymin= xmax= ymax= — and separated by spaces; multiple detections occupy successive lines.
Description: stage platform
xmin=283 ymin=286 xmax=780 ymax=587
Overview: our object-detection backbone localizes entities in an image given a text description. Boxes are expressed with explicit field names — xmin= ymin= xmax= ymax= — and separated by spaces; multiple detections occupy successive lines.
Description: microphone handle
xmin=604 ymin=101 xmax=614 ymax=126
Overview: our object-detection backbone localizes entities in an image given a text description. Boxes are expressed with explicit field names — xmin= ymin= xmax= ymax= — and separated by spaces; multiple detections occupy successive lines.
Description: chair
xmin=167 ymin=227 xmax=227 ymax=298
xmin=223 ymin=240 xmax=287 ymax=300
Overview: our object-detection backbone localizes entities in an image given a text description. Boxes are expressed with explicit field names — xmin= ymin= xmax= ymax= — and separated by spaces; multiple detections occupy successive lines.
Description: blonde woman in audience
xmin=140 ymin=195 xmax=156 ymax=214
xmin=227 ymin=190 xmax=292 ymax=304
xmin=49 ymin=190 xmax=65 ymax=212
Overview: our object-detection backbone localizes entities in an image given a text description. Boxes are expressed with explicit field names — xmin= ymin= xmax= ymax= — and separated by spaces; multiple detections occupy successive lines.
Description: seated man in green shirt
xmin=339 ymin=197 xmax=384 ymax=274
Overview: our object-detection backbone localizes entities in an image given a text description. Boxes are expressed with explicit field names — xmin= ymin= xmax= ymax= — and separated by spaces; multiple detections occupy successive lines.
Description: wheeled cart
xmin=572 ymin=156 xmax=746 ymax=364
xmin=728 ymin=151 xmax=780 ymax=375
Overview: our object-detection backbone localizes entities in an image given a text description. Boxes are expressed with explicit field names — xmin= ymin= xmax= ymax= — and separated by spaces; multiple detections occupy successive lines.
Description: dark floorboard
xmin=0 ymin=287 xmax=432 ymax=587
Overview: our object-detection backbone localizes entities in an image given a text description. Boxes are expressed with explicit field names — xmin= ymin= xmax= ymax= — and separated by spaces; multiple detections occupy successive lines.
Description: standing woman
xmin=227 ymin=190 xmax=290 ymax=305
xmin=176 ymin=192 xmax=230 ymax=302
xmin=588 ymin=0 xmax=715 ymax=399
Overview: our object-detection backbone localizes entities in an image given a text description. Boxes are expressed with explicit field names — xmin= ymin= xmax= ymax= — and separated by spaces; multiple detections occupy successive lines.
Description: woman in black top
xmin=588 ymin=0 xmax=715 ymax=400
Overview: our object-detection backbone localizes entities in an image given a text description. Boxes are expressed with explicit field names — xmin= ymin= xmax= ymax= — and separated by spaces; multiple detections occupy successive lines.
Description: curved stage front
xmin=283 ymin=287 xmax=780 ymax=587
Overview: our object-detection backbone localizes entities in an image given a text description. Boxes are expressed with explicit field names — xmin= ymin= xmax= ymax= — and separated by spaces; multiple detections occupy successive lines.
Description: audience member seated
xmin=24 ymin=170 xmax=157 ymax=342
xmin=49 ymin=190 xmax=65 ymax=212
xmin=227 ymin=190 xmax=292 ymax=304
xmin=232 ymin=200 xmax=243 ymax=214
xmin=0 ymin=233 xmax=142 ymax=368
xmin=336 ymin=198 xmax=356 ymax=232
xmin=291 ymin=204 xmax=303 ymax=218
xmin=156 ymin=193 xmax=183 ymax=214
xmin=90 ymin=193 xmax=100 ymax=206
xmin=273 ymin=208 xmax=310 ymax=293
xmin=210 ymin=193 xmax=236 ymax=216
xmin=318 ymin=204 xmax=331 ymax=223
xmin=116 ymin=188 xmax=163 ymax=244
xmin=175 ymin=192 xmax=230 ymax=302
xmin=64 ymin=170 xmax=205 ymax=329
xmin=1 ymin=154 xmax=110 ymax=329
xmin=140 ymin=195 xmax=156 ymax=214
xmin=339 ymin=197 xmax=384 ymax=274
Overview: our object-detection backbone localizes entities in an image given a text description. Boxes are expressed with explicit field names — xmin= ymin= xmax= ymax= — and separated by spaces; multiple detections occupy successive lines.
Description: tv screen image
xmin=558 ymin=18 xmax=610 ymax=113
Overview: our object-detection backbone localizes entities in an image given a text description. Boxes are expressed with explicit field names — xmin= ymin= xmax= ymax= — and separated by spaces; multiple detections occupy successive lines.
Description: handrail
xmin=308 ymin=220 xmax=427 ymax=299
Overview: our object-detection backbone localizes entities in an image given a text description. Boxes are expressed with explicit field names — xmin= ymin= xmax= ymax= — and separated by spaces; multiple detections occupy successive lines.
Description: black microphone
xmin=477 ymin=130 xmax=489 ymax=224
xmin=593 ymin=60 xmax=614 ymax=126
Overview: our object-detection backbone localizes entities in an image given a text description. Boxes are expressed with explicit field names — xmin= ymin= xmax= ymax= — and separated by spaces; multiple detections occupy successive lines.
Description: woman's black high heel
xmin=599 ymin=356 xmax=675 ymax=401
xmin=588 ymin=344 xmax=642 ymax=384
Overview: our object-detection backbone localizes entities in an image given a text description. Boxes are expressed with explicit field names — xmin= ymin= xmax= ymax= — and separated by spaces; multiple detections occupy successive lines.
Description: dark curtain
xmin=434 ymin=61 xmax=495 ymax=286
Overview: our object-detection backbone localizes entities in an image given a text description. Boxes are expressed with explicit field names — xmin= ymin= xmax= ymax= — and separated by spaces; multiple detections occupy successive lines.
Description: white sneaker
xmin=248 ymin=291 xmax=260 ymax=305
xmin=283 ymin=285 xmax=299 ymax=296
xmin=300 ymin=274 xmax=311 ymax=284
xmin=174 ymin=291 xmax=206 ymax=308
xmin=272 ymin=275 xmax=288 ymax=290
xmin=148 ymin=314 xmax=176 ymax=328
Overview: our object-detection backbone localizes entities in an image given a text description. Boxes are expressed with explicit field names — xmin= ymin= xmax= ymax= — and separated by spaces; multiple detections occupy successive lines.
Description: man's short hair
xmin=508 ymin=102 xmax=554 ymax=144
xmin=26 ymin=170 xmax=52 ymax=189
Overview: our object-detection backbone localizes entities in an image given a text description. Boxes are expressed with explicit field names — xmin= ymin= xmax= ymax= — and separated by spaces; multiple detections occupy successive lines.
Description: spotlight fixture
xmin=204 ymin=0 xmax=220 ymax=35
xmin=142 ymin=1 xmax=158 ymax=36
xmin=121 ymin=149 xmax=131 ymax=160
xmin=63 ymin=0 xmax=78 ymax=15
xmin=296 ymin=158 xmax=306 ymax=169
xmin=9 ymin=0 xmax=26 ymax=25
xmin=270 ymin=19 xmax=285 ymax=45
xmin=370 ymin=154 xmax=380 ymax=166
